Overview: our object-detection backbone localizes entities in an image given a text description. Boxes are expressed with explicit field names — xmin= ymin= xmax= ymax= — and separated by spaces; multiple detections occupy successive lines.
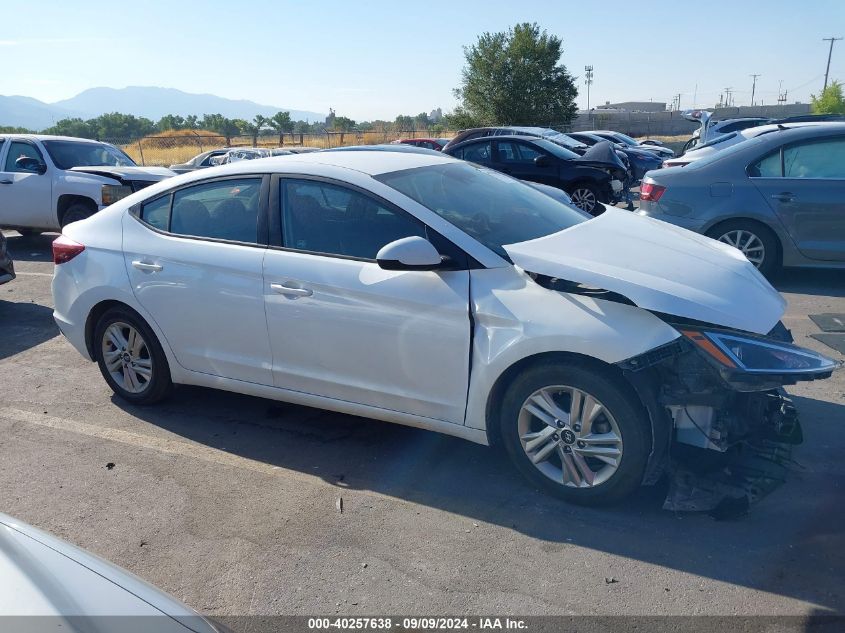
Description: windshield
xmin=375 ymin=162 xmax=587 ymax=258
xmin=608 ymin=132 xmax=638 ymax=146
xmin=689 ymin=132 xmax=738 ymax=151
xmin=42 ymin=140 xmax=137 ymax=169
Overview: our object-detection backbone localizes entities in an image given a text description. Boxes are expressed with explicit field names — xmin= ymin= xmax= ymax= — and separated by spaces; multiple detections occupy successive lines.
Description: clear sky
xmin=4 ymin=0 xmax=845 ymax=120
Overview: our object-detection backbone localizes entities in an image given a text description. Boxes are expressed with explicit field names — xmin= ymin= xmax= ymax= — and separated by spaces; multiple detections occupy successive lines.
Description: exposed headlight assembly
xmin=680 ymin=329 xmax=839 ymax=375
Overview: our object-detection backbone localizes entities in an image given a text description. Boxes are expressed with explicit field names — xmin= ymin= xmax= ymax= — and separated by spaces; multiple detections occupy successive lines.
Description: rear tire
xmin=61 ymin=203 xmax=95 ymax=228
xmin=707 ymin=220 xmax=779 ymax=276
xmin=94 ymin=307 xmax=172 ymax=405
xmin=499 ymin=361 xmax=650 ymax=506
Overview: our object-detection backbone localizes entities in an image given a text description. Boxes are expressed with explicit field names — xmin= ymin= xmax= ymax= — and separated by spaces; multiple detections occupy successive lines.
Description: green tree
xmin=455 ymin=22 xmax=578 ymax=126
xmin=184 ymin=115 xmax=198 ymax=129
xmin=243 ymin=114 xmax=269 ymax=146
xmin=393 ymin=114 xmax=414 ymax=132
xmin=442 ymin=107 xmax=481 ymax=130
xmin=43 ymin=118 xmax=96 ymax=138
xmin=87 ymin=112 xmax=155 ymax=140
xmin=330 ymin=116 xmax=356 ymax=131
xmin=268 ymin=111 xmax=294 ymax=145
xmin=157 ymin=114 xmax=186 ymax=131
xmin=811 ymin=80 xmax=845 ymax=114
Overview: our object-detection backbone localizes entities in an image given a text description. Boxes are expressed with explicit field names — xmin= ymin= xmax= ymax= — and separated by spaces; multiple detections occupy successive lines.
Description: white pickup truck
xmin=0 ymin=135 xmax=174 ymax=234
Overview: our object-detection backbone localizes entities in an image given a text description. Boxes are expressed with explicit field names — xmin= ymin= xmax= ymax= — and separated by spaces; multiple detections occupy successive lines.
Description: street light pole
xmin=823 ymin=37 xmax=843 ymax=91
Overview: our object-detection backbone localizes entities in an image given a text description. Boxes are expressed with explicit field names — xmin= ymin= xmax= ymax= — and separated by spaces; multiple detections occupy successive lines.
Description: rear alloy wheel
xmin=568 ymin=185 xmax=600 ymax=214
xmin=94 ymin=307 xmax=172 ymax=405
xmin=708 ymin=221 xmax=778 ymax=276
xmin=499 ymin=362 xmax=649 ymax=506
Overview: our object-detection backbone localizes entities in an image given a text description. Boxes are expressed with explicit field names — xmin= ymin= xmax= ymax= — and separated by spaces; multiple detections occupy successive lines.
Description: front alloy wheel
xmin=499 ymin=363 xmax=649 ymax=505
xmin=569 ymin=186 xmax=598 ymax=214
xmin=518 ymin=386 xmax=623 ymax=488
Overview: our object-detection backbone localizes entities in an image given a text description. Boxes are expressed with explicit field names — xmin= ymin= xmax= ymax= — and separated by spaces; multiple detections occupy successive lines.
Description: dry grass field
xmin=120 ymin=129 xmax=456 ymax=166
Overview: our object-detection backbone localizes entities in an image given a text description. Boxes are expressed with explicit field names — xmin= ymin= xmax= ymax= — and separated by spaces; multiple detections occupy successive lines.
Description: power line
xmin=823 ymin=37 xmax=842 ymax=90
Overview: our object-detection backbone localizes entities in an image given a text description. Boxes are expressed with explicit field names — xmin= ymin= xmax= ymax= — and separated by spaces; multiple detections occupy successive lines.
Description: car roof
xmin=0 ymin=134 xmax=109 ymax=144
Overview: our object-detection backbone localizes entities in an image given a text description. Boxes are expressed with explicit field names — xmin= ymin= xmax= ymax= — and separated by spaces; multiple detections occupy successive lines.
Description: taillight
xmin=52 ymin=235 xmax=85 ymax=264
xmin=640 ymin=182 xmax=666 ymax=202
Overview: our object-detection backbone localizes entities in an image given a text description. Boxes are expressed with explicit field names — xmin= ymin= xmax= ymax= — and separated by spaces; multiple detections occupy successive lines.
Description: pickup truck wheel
xmin=499 ymin=362 xmax=649 ymax=506
xmin=61 ymin=203 xmax=94 ymax=227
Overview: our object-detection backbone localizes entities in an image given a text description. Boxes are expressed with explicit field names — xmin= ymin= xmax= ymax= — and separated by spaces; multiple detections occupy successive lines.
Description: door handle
xmin=270 ymin=282 xmax=313 ymax=297
xmin=0 ymin=179 xmax=12 ymax=185
xmin=132 ymin=260 xmax=163 ymax=272
xmin=771 ymin=192 xmax=795 ymax=202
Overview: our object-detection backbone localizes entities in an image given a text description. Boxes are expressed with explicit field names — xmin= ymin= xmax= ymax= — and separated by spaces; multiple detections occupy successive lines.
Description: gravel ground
xmin=1 ymin=230 xmax=843 ymax=619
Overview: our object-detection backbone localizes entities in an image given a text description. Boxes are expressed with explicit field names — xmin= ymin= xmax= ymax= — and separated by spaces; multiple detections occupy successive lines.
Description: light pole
xmin=584 ymin=65 xmax=594 ymax=112
xmin=823 ymin=37 xmax=843 ymax=90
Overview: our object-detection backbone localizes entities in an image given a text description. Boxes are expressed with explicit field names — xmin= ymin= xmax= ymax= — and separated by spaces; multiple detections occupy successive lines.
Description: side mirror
xmin=376 ymin=236 xmax=442 ymax=271
xmin=16 ymin=156 xmax=47 ymax=174
xmin=534 ymin=154 xmax=551 ymax=168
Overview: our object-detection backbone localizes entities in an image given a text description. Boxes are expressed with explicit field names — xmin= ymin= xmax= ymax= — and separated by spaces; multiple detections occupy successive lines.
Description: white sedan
xmin=51 ymin=151 xmax=837 ymax=505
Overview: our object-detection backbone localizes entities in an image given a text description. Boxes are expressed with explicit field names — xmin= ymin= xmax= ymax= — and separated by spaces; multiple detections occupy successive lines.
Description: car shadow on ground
xmin=774 ymin=268 xmax=845 ymax=298
xmin=3 ymin=232 xmax=57 ymax=263
xmin=0 ymin=300 xmax=58 ymax=359
xmin=121 ymin=386 xmax=845 ymax=612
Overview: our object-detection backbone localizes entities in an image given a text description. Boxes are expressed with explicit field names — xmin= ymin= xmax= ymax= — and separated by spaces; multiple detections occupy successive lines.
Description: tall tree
xmin=268 ymin=111 xmax=294 ymax=145
xmin=811 ymin=80 xmax=845 ymax=115
xmin=244 ymin=114 xmax=269 ymax=146
xmin=455 ymin=22 xmax=578 ymax=126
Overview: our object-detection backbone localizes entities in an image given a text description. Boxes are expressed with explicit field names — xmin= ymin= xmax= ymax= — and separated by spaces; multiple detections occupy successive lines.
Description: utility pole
xmin=584 ymin=65 xmax=594 ymax=112
xmin=724 ymin=87 xmax=733 ymax=108
xmin=674 ymin=93 xmax=682 ymax=111
xmin=823 ymin=37 xmax=842 ymax=90
xmin=749 ymin=74 xmax=760 ymax=106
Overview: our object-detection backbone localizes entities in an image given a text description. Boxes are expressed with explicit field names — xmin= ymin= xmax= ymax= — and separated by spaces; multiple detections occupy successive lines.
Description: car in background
xmin=392 ymin=138 xmax=452 ymax=151
xmin=0 ymin=231 xmax=14 ymax=285
xmin=169 ymin=148 xmax=234 ymax=174
xmin=0 ymin=513 xmax=222 ymax=631
xmin=279 ymin=147 xmax=322 ymax=154
xmin=210 ymin=147 xmax=274 ymax=165
xmin=638 ymin=123 xmax=845 ymax=275
xmin=444 ymin=134 xmax=624 ymax=214
xmin=680 ymin=112 xmax=771 ymax=153
xmin=0 ymin=134 xmax=174 ymax=233
xmin=588 ymin=130 xmax=675 ymax=159
xmin=443 ymin=126 xmax=591 ymax=155
xmin=324 ymin=144 xmax=444 ymax=155
xmin=663 ymin=122 xmax=835 ymax=168
xmin=568 ymin=131 xmax=663 ymax=182
xmin=51 ymin=150 xmax=838 ymax=506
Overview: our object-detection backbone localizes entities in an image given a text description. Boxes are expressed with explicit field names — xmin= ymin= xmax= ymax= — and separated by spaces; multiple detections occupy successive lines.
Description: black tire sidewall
xmin=61 ymin=204 xmax=94 ymax=228
xmin=499 ymin=362 xmax=650 ymax=506
xmin=707 ymin=221 xmax=779 ymax=276
xmin=94 ymin=307 xmax=172 ymax=405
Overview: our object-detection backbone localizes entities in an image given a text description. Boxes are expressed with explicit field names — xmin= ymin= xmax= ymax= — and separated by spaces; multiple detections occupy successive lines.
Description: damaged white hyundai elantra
xmin=51 ymin=151 xmax=839 ymax=506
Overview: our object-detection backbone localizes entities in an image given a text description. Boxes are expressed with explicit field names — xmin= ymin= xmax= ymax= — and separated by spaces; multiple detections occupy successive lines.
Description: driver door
xmin=0 ymin=139 xmax=53 ymax=229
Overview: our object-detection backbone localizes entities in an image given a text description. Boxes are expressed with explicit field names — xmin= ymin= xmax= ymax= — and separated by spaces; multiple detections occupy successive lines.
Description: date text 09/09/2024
xmin=307 ymin=617 xmax=528 ymax=630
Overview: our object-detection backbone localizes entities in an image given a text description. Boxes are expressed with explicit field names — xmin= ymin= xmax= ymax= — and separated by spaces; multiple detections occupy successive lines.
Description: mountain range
xmin=0 ymin=86 xmax=325 ymax=130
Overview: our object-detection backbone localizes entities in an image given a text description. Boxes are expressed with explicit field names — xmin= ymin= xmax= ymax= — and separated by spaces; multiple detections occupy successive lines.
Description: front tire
xmin=567 ymin=183 xmax=602 ymax=215
xmin=94 ymin=307 xmax=172 ymax=405
xmin=61 ymin=203 xmax=95 ymax=228
xmin=499 ymin=361 xmax=650 ymax=506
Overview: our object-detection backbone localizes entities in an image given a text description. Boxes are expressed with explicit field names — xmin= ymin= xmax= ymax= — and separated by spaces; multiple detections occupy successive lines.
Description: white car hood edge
xmin=503 ymin=208 xmax=786 ymax=335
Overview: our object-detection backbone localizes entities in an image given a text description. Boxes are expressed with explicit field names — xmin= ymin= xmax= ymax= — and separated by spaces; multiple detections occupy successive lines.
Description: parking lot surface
xmin=1 ymin=230 xmax=843 ymax=617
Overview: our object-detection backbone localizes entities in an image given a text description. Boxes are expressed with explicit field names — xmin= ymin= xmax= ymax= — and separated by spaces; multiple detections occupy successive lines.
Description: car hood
xmin=0 ymin=514 xmax=216 ymax=631
xmin=69 ymin=165 xmax=175 ymax=182
xmin=503 ymin=208 xmax=785 ymax=334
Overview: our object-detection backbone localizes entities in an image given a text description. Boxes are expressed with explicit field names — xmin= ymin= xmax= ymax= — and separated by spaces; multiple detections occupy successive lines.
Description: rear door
xmin=492 ymin=140 xmax=558 ymax=186
xmin=0 ymin=139 xmax=53 ymax=229
xmin=750 ymin=134 xmax=845 ymax=261
xmin=124 ymin=175 xmax=273 ymax=384
xmin=262 ymin=176 xmax=472 ymax=424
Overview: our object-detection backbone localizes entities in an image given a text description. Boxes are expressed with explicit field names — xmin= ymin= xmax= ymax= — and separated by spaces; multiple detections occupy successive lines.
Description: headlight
xmin=680 ymin=329 xmax=839 ymax=374
xmin=101 ymin=184 xmax=133 ymax=206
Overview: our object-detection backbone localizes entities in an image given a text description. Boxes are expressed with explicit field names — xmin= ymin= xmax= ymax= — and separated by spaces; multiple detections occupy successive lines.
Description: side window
xmin=496 ymin=141 xmax=518 ymax=162
xmin=749 ymin=150 xmax=781 ymax=178
xmin=281 ymin=179 xmax=426 ymax=259
xmin=170 ymin=177 xmax=262 ymax=242
xmin=462 ymin=141 xmax=492 ymax=164
xmin=783 ymin=138 xmax=845 ymax=179
xmin=515 ymin=143 xmax=544 ymax=162
xmin=140 ymin=195 xmax=171 ymax=231
xmin=4 ymin=141 xmax=43 ymax=173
